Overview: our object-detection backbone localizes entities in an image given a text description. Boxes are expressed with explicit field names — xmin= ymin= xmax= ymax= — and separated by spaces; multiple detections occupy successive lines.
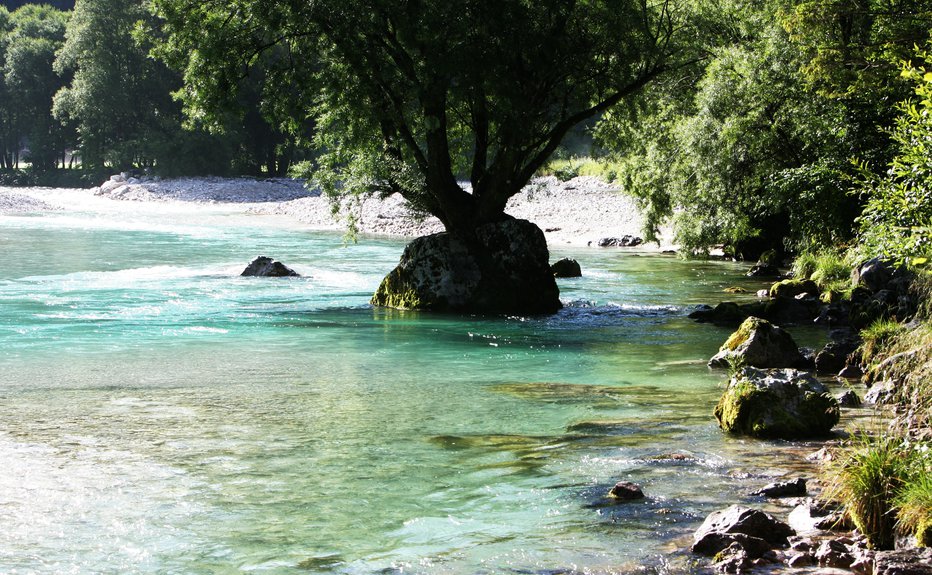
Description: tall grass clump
xmin=895 ymin=462 xmax=932 ymax=547
xmin=860 ymin=318 xmax=907 ymax=364
xmin=828 ymin=435 xmax=912 ymax=549
xmin=792 ymin=249 xmax=851 ymax=291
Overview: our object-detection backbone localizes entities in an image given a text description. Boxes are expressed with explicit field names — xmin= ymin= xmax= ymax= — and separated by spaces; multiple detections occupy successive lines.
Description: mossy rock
xmin=769 ymin=279 xmax=820 ymax=299
xmin=714 ymin=367 xmax=840 ymax=439
xmin=723 ymin=286 xmax=748 ymax=294
xmin=709 ymin=317 xmax=803 ymax=369
xmin=371 ymin=219 xmax=561 ymax=314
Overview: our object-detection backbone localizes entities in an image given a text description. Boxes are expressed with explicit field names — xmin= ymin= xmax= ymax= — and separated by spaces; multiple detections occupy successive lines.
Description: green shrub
xmin=855 ymin=53 xmax=932 ymax=266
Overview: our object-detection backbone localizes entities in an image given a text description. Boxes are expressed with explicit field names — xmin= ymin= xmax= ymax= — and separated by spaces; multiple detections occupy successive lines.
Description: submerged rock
xmin=714 ymin=367 xmax=840 ymax=438
xmin=241 ymin=256 xmax=300 ymax=277
xmin=371 ymin=219 xmax=561 ymax=314
xmin=708 ymin=317 xmax=803 ymax=369
xmin=747 ymin=263 xmax=780 ymax=277
xmin=551 ymin=258 xmax=582 ymax=278
xmin=689 ymin=302 xmax=747 ymax=325
xmin=608 ymin=481 xmax=645 ymax=500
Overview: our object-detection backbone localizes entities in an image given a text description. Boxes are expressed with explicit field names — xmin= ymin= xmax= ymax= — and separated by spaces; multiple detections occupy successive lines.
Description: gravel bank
xmin=0 ymin=189 xmax=60 ymax=213
xmin=5 ymin=175 xmax=672 ymax=248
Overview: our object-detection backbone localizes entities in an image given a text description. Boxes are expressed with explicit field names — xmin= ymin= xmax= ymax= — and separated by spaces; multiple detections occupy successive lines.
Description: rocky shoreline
xmin=672 ymin=257 xmax=931 ymax=575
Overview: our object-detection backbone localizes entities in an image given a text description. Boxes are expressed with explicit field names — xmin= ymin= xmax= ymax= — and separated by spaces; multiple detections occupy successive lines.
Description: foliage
xmin=602 ymin=0 xmax=932 ymax=258
xmin=0 ymin=4 xmax=70 ymax=170
xmin=860 ymin=318 xmax=907 ymax=362
xmin=540 ymin=157 xmax=622 ymax=183
xmin=153 ymin=0 xmax=690 ymax=233
xmin=855 ymin=52 xmax=932 ymax=266
xmin=0 ymin=166 xmax=104 ymax=187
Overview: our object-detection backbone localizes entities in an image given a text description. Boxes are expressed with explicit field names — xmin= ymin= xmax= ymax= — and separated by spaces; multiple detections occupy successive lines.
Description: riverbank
xmin=1 ymin=175 xmax=674 ymax=249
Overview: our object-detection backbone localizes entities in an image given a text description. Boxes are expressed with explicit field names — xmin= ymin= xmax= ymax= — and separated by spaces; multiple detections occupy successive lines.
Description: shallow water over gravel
xmin=0 ymin=201 xmax=832 ymax=574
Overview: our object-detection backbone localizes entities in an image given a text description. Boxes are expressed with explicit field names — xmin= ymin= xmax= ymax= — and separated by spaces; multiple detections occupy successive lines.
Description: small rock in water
xmin=551 ymin=258 xmax=582 ymax=278
xmin=608 ymin=481 xmax=644 ymax=500
xmin=751 ymin=477 xmax=807 ymax=498
xmin=241 ymin=256 xmax=300 ymax=277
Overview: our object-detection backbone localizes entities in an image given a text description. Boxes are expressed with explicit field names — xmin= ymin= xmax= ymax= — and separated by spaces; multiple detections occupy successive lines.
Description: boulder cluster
xmin=692 ymin=501 xmax=932 ymax=574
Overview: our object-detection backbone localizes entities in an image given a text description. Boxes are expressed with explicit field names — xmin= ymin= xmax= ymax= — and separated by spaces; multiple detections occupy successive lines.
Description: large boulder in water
xmin=241 ymin=256 xmax=300 ymax=277
xmin=708 ymin=316 xmax=803 ymax=368
xmin=371 ymin=218 xmax=561 ymax=314
xmin=714 ymin=367 xmax=840 ymax=438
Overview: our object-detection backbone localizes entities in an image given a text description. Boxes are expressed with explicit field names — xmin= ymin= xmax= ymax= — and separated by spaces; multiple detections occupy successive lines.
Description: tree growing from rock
xmin=153 ymin=0 xmax=688 ymax=312
xmin=154 ymin=0 xmax=683 ymax=235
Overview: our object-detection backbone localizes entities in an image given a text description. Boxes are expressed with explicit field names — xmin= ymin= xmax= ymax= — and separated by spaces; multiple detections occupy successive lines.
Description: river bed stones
xmin=608 ymin=481 xmax=645 ymax=500
xmin=714 ymin=367 xmax=840 ymax=438
xmin=751 ymin=477 xmax=807 ymax=498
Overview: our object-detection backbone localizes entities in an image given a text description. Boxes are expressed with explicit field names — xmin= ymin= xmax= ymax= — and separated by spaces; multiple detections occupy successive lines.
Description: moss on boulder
xmin=708 ymin=317 xmax=803 ymax=368
xmin=371 ymin=219 xmax=562 ymax=314
xmin=769 ymin=279 xmax=819 ymax=299
xmin=714 ymin=367 xmax=840 ymax=438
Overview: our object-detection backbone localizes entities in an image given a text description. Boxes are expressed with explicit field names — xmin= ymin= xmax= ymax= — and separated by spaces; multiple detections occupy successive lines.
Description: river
xmin=0 ymin=195 xmax=826 ymax=574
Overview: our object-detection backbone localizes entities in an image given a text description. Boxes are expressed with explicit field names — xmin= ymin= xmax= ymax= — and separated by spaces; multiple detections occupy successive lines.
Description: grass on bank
xmin=792 ymin=249 xmax=852 ymax=295
xmin=830 ymin=274 xmax=932 ymax=549
xmin=539 ymin=156 xmax=623 ymax=183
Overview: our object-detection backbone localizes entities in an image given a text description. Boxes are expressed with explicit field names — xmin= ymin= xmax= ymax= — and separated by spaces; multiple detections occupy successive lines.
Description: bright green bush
xmin=856 ymin=52 xmax=932 ymax=267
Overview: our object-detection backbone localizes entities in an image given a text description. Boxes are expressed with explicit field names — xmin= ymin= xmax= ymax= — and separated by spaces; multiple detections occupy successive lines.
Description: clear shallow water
xmin=1 ymin=200 xmax=822 ymax=574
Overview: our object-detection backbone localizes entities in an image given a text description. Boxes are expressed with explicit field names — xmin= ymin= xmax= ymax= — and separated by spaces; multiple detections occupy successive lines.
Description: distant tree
xmin=154 ymin=0 xmax=686 ymax=235
xmin=53 ymin=0 xmax=178 ymax=170
xmin=0 ymin=6 xmax=15 ymax=170
xmin=2 ymin=4 xmax=71 ymax=171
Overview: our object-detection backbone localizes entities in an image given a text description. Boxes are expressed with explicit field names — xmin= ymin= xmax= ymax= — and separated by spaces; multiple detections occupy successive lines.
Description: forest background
xmin=1 ymin=0 xmax=931 ymax=264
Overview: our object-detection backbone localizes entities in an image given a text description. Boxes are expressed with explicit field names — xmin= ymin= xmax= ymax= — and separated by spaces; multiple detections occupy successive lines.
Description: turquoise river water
xmin=0 ymin=195 xmax=826 ymax=575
